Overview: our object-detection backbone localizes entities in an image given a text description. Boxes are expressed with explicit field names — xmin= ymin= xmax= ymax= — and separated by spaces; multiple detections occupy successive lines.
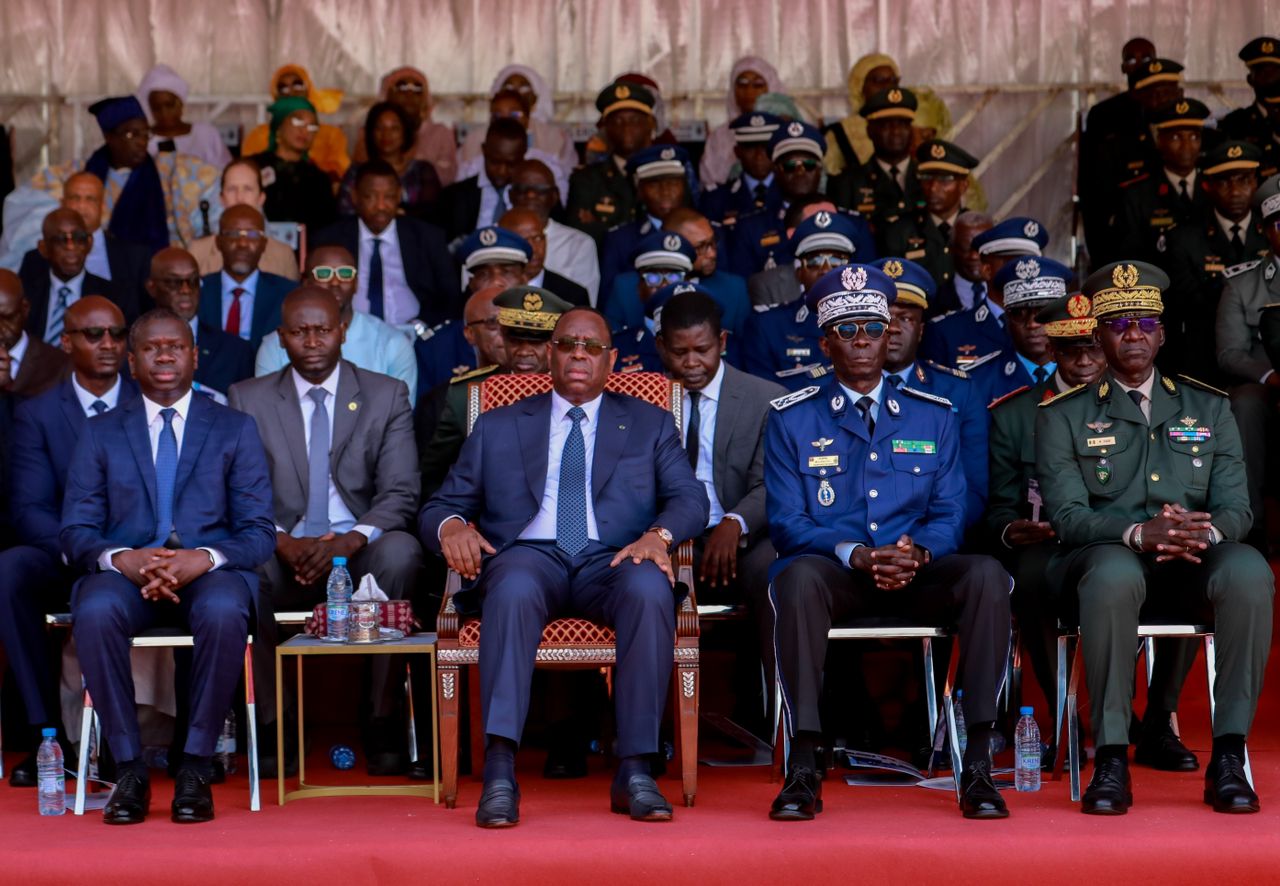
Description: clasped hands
xmin=276 ymin=530 xmax=368 ymax=585
xmin=113 ymin=548 xmax=213 ymax=602
xmin=1139 ymin=503 xmax=1215 ymax=564
xmin=848 ymin=534 xmax=928 ymax=591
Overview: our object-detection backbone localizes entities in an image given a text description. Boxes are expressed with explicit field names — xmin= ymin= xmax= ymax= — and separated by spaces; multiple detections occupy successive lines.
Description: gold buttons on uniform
xmin=1150 ymin=472 xmax=1160 ymax=481
xmin=1192 ymin=445 xmax=1200 ymax=453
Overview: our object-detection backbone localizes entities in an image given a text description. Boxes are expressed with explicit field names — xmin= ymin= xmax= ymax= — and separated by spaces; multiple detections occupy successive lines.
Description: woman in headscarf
xmin=456 ymin=64 xmax=579 ymax=178
xmin=352 ymin=66 xmax=458 ymax=185
xmin=136 ymin=64 xmax=232 ymax=168
xmin=248 ymin=96 xmax=338 ymax=231
xmin=242 ymin=64 xmax=351 ymax=182
xmin=700 ymin=56 xmax=784 ymax=187
xmin=338 ymin=101 xmax=442 ymax=219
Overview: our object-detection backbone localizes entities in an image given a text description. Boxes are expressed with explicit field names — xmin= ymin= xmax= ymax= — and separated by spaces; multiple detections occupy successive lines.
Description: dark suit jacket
xmin=711 ymin=364 xmax=787 ymax=544
xmin=19 ymin=235 xmax=150 ymax=321
xmin=59 ymin=392 xmax=276 ymax=583
xmin=11 ymin=336 xmax=69 ymax=398
xmin=420 ymin=390 xmax=709 ymax=556
xmin=198 ymin=270 xmax=294 ymax=350
xmin=312 ymin=216 xmax=462 ymax=325
xmin=541 ymin=269 xmax=591 ymax=308
xmin=18 ymin=268 xmax=120 ymax=342
xmin=195 ymin=321 xmax=255 ymax=398
xmin=228 ymin=361 xmax=420 ymax=533
xmin=433 ymin=175 xmax=482 ymax=243
xmin=10 ymin=375 xmax=139 ymax=556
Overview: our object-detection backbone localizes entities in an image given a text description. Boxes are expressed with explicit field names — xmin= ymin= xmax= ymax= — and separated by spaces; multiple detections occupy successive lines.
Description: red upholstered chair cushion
xmin=472 ymin=372 xmax=682 ymax=428
xmin=457 ymin=617 xmax=617 ymax=648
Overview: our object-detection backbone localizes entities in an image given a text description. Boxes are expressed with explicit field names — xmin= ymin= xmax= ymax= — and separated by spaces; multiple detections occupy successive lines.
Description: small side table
xmin=275 ymin=632 xmax=439 ymax=805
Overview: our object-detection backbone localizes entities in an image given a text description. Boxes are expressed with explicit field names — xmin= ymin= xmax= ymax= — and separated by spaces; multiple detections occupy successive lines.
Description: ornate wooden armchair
xmin=435 ymin=371 xmax=700 ymax=808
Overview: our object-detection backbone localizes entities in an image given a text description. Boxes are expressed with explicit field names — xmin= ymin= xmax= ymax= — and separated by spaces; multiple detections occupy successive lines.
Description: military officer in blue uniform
xmin=727 ymin=122 xmax=875 ymax=278
xmin=741 ymin=211 xmax=861 ymax=390
xmin=698 ymin=112 xmax=783 ymax=228
xmin=604 ymin=229 xmax=695 ymax=331
xmin=921 ymin=216 xmax=1049 ymax=370
xmin=765 ymin=262 xmax=1013 ymax=822
xmin=613 ymin=279 xmax=690 ymax=374
xmin=875 ymin=256 xmax=989 ymax=526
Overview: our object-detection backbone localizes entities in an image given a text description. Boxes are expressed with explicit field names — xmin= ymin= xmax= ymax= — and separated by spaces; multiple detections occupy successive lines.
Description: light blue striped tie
xmin=46 ymin=286 xmax=72 ymax=344
xmin=152 ymin=408 xmax=178 ymax=547
xmin=556 ymin=406 xmax=588 ymax=556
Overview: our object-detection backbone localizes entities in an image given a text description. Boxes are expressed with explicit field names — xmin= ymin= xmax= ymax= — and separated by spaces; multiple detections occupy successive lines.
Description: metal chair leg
xmin=1066 ymin=641 xmax=1083 ymax=802
xmin=921 ymin=637 xmax=937 ymax=743
xmin=74 ymin=685 xmax=94 ymax=815
xmin=941 ymin=641 xmax=963 ymax=802
xmin=243 ymin=643 xmax=260 ymax=812
xmin=406 ymin=662 xmax=418 ymax=764
xmin=1053 ymin=634 xmax=1069 ymax=779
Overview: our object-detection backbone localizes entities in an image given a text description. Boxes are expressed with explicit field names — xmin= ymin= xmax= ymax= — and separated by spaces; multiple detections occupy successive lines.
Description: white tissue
xmin=352 ymin=573 xmax=389 ymax=602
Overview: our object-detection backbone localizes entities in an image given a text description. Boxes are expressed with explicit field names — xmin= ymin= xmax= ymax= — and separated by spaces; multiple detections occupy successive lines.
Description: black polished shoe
xmin=103 ymin=769 xmax=151 ymax=825
xmin=1081 ymin=756 xmax=1132 ymax=815
xmin=543 ymin=743 xmax=589 ymax=779
xmin=365 ymin=716 xmax=409 ymax=776
xmin=171 ymin=766 xmax=215 ymax=823
xmin=610 ymin=773 xmax=674 ymax=821
xmin=769 ymin=765 xmax=823 ymax=821
xmin=1134 ymin=720 xmax=1199 ymax=772
xmin=8 ymin=753 xmax=38 ymax=787
xmin=1204 ymin=753 xmax=1260 ymax=814
xmin=959 ymin=760 xmax=1009 ymax=819
xmin=475 ymin=777 xmax=520 ymax=828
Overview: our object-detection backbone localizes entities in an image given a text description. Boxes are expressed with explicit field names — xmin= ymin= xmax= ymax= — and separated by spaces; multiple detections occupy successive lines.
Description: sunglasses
xmin=511 ymin=183 xmax=556 ymax=197
xmin=551 ymin=337 xmax=608 ymax=356
xmin=49 ymin=231 xmax=91 ymax=246
xmin=1102 ymin=317 xmax=1161 ymax=335
xmin=735 ymin=76 xmax=768 ymax=88
xmin=801 ymin=253 xmax=850 ymax=270
xmin=780 ymin=158 xmax=820 ymax=173
xmin=154 ymin=275 xmax=200 ymax=290
xmin=641 ymin=270 xmax=686 ymax=288
xmin=67 ymin=325 xmax=128 ymax=342
xmin=217 ymin=229 xmax=266 ymax=242
xmin=394 ymin=81 xmax=425 ymax=94
xmin=311 ymin=265 xmax=357 ymax=282
xmin=287 ymin=117 xmax=320 ymax=132
xmin=830 ymin=320 xmax=888 ymax=341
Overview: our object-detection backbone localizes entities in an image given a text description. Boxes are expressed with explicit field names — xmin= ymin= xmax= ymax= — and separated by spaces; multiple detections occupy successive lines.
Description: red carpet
xmin=4 ymin=607 xmax=1280 ymax=884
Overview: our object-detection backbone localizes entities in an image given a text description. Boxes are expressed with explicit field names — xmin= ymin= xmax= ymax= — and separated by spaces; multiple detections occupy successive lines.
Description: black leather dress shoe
xmin=610 ymin=773 xmax=674 ymax=821
xmin=9 ymin=753 xmax=38 ymax=787
xmin=104 ymin=769 xmax=151 ymax=825
xmin=959 ymin=760 xmax=1009 ymax=819
xmin=1082 ymin=756 xmax=1132 ymax=815
xmin=769 ymin=766 xmax=822 ymax=821
xmin=1204 ymin=753 xmax=1260 ymax=814
xmin=475 ymin=778 xmax=520 ymax=828
xmin=1134 ymin=722 xmax=1199 ymax=771
xmin=171 ymin=767 xmax=215 ymax=823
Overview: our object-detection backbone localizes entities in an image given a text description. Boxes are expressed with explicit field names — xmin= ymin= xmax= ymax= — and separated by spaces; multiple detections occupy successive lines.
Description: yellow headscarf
xmin=241 ymin=64 xmax=351 ymax=180
xmin=824 ymin=54 xmax=900 ymax=176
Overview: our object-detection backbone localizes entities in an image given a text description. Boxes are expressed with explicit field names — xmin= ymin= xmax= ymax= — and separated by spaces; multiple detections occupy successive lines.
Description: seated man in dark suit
xmin=197 ymin=205 xmax=293 ymax=350
xmin=314 ymin=160 xmax=462 ymax=326
xmin=0 ymin=268 xmax=69 ymax=398
xmin=499 ymin=208 xmax=591 ymax=306
xmin=20 ymin=208 xmax=123 ymax=344
xmin=229 ymin=287 xmax=423 ymax=776
xmin=61 ymin=308 xmax=275 ymax=825
xmin=148 ymin=247 xmax=253 ymax=402
xmin=434 ymin=118 xmax=528 ymax=243
xmin=0 ymin=295 xmax=136 ymax=786
xmin=420 ymin=306 xmax=709 ymax=826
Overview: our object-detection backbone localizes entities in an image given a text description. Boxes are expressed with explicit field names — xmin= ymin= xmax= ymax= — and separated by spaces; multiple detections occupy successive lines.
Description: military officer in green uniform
xmin=1162 ymin=141 xmax=1270 ymax=381
xmin=1220 ymin=37 xmax=1280 ymax=149
xmin=565 ymin=82 xmax=657 ymax=243
xmin=828 ymin=87 xmax=922 ymax=234
xmin=1036 ymin=261 xmax=1274 ymax=815
xmin=879 ymin=139 xmax=980 ymax=289
xmin=419 ymin=286 xmax=572 ymax=496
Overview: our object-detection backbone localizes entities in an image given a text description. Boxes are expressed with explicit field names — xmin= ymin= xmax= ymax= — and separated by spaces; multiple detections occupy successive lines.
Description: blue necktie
xmin=1033 ymin=366 xmax=1049 ymax=384
xmin=972 ymin=281 xmax=984 ymax=308
xmin=90 ymin=399 xmax=108 ymax=415
xmin=152 ymin=407 xmax=178 ymax=547
xmin=368 ymin=238 xmax=384 ymax=319
xmin=556 ymin=406 xmax=588 ymax=556
xmin=856 ymin=396 xmax=875 ymax=435
xmin=304 ymin=387 xmax=331 ymax=536
xmin=46 ymin=286 xmax=72 ymax=344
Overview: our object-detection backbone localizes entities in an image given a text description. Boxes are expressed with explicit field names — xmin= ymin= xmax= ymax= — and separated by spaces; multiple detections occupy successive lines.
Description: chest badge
xmin=817 ymin=479 xmax=836 ymax=507
xmin=1085 ymin=420 xmax=1113 ymax=433
xmin=812 ymin=437 xmax=834 ymax=452
xmin=1095 ymin=459 xmax=1112 ymax=486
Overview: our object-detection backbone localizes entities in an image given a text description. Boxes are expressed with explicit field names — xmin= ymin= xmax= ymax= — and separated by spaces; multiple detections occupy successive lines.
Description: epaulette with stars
xmin=1038 ymin=383 xmax=1087 ymax=407
xmin=1176 ymin=374 xmax=1229 ymax=397
xmin=899 ymin=386 xmax=953 ymax=409
xmin=1223 ymin=259 xmax=1262 ymax=278
xmin=987 ymin=385 xmax=1031 ymax=410
xmin=449 ymin=365 xmax=498 ymax=384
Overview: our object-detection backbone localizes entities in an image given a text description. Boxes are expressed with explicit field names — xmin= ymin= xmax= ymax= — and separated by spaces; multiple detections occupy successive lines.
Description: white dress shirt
xmin=220 ymin=269 xmax=258 ymax=341
xmin=518 ymin=391 xmax=603 ymax=541
xmin=85 ymin=230 xmax=112 ymax=281
xmin=7 ymin=330 xmax=29 ymax=381
xmin=71 ymin=373 xmax=122 ymax=416
xmin=287 ymin=365 xmax=378 ymax=541
xmin=1164 ymin=167 xmax=1198 ymax=197
xmin=475 ymin=166 xmax=511 ymax=232
xmin=46 ymin=269 xmax=85 ymax=333
xmin=545 ymin=218 xmax=601 ymax=306
xmin=875 ymin=156 xmax=907 ymax=192
xmin=681 ymin=363 xmax=744 ymax=533
xmin=1215 ymin=210 xmax=1251 ymax=245
xmin=835 ymin=378 xmax=885 ymax=566
xmin=354 ymin=218 xmax=420 ymax=326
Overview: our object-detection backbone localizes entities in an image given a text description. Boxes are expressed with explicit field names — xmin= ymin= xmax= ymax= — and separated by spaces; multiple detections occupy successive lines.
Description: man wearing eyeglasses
xmin=698 ymin=111 xmax=782 ymax=228
xmin=197 ymin=205 xmax=294 ymax=351
xmin=487 ymin=214 xmax=590 ymax=308
xmin=1037 ymin=260 xmax=1273 ymax=815
xmin=510 ymin=160 xmax=601 ymax=304
xmin=0 ymin=296 xmax=137 ymax=787
xmin=254 ymin=245 xmax=418 ymax=403
xmin=663 ymin=208 xmax=749 ymax=344
xmin=765 ymin=263 xmax=1013 ymax=822
xmin=19 ymin=208 xmax=122 ymax=346
xmin=607 ymin=230 xmax=696 ymax=373
xmin=828 ymin=88 xmax=923 ymax=235
xmin=420 ymin=305 xmax=709 ymax=826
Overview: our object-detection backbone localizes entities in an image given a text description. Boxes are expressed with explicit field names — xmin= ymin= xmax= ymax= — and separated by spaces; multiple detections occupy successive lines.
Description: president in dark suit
xmin=20 ymin=208 xmax=126 ymax=344
xmin=229 ymin=286 xmax=423 ymax=776
xmin=148 ymin=247 xmax=254 ymax=402
xmin=0 ymin=296 xmax=136 ymax=786
xmin=197 ymin=206 xmax=294 ymax=350
xmin=314 ymin=160 xmax=462 ymax=326
xmin=420 ymin=306 xmax=709 ymax=827
xmin=0 ymin=269 xmax=69 ymax=398
xmin=60 ymin=308 xmax=275 ymax=825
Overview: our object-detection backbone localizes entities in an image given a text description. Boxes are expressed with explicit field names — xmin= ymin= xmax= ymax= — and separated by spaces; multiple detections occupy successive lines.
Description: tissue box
xmin=307 ymin=600 xmax=416 ymax=637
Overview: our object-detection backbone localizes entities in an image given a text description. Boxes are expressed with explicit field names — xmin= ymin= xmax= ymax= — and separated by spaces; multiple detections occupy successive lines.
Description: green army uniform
xmin=420 ymin=364 xmax=501 ymax=498
xmin=564 ymin=81 xmax=657 ymax=243
xmin=1221 ymin=38 xmax=1280 ymax=154
xmin=827 ymin=87 xmax=922 ymax=233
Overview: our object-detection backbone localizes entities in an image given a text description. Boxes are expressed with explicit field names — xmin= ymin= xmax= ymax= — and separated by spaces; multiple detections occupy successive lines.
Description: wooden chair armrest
xmin=437 ymin=568 xmax=463 ymax=640
xmin=675 ymin=540 xmax=699 ymax=638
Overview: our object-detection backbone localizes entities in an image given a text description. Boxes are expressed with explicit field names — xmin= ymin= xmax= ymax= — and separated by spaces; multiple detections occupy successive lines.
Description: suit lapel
xmin=330 ymin=362 xmax=361 ymax=463
xmin=57 ymin=379 xmax=85 ymax=439
xmin=123 ymin=398 xmax=157 ymax=511
xmin=516 ymin=395 xmax=551 ymax=503
xmin=274 ymin=368 xmax=309 ymax=494
xmin=1148 ymin=372 xmax=1181 ymax=429
xmin=198 ymin=277 xmax=220 ymax=330
xmin=591 ymin=394 xmax=627 ymax=499
xmin=251 ymin=277 xmax=273 ymax=344
xmin=871 ymin=387 xmax=902 ymax=448
xmin=1103 ymin=374 xmax=1147 ymax=427
xmin=835 ymin=387 xmax=871 ymax=443
xmin=712 ymin=369 xmax=741 ymax=499
xmin=173 ymin=393 xmax=214 ymax=494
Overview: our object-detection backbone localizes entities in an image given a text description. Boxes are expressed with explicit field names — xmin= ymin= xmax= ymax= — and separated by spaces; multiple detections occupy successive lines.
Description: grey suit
xmin=747 ymin=264 xmax=800 ymax=308
xmin=229 ymin=360 xmax=424 ymax=721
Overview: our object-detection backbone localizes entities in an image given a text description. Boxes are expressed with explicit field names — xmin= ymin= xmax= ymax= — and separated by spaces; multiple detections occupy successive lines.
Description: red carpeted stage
xmin=5 ymin=606 xmax=1280 ymax=885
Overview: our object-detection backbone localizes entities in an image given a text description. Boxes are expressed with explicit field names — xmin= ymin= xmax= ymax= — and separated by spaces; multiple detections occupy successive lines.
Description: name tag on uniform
xmin=892 ymin=439 xmax=936 ymax=454
xmin=1087 ymin=435 xmax=1116 ymax=448
xmin=594 ymin=202 xmax=616 ymax=215
xmin=760 ymin=232 xmax=781 ymax=247
xmin=1149 ymin=217 xmax=1174 ymax=227
xmin=785 ymin=348 xmax=811 ymax=357
xmin=905 ymin=249 xmax=926 ymax=259
xmin=1204 ymin=263 xmax=1224 ymax=273
xmin=808 ymin=455 xmax=840 ymax=468
xmin=1169 ymin=427 xmax=1212 ymax=443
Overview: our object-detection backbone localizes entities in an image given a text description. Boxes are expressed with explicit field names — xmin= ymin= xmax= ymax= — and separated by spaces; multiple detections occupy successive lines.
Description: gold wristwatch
xmin=647 ymin=526 xmax=674 ymax=550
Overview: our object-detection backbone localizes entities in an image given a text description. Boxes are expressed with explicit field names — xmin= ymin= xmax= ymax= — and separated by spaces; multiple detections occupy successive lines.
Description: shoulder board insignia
xmin=1118 ymin=173 xmax=1150 ymax=189
xmin=1176 ymin=374 xmax=1228 ymax=397
xmin=899 ymin=386 xmax=953 ymax=408
xmin=770 ymin=386 xmax=821 ymax=411
xmin=987 ymin=385 xmax=1031 ymax=410
xmin=776 ymin=362 xmax=825 ymax=378
xmin=1223 ymin=259 xmax=1262 ymax=279
xmin=730 ymin=179 xmax=742 ymax=194
xmin=1161 ymin=375 xmax=1177 ymax=394
xmin=449 ymin=364 xmax=498 ymax=384
xmin=1038 ymin=384 xmax=1087 ymax=407
xmin=411 ymin=318 xmax=448 ymax=341
xmin=962 ymin=351 xmax=1002 ymax=371
xmin=924 ymin=360 xmax=968 ymax=379
xmin=753 ymin=302 xmax=777 ymax=312
xmin=928 ymin=309 xmax=959 ymax=324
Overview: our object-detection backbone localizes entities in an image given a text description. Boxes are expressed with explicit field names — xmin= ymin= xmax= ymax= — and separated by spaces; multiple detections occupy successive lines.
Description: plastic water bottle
xmin=37 ymin=728 xmax=65 ymax=816
xmin=215 ymin=710 xmax=238 ymax=775
xmin=325 ymin=557 xmax=353 ymax=642
xmin=1015 ymin=706 xmax=1042 ymax=792
xmin=953 ymin=689 xmax=967 ymax=755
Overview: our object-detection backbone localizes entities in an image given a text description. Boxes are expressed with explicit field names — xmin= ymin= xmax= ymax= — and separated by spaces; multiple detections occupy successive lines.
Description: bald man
xmin=146 ymin=247 xmax=254 ymax=401
xmin=497 ymin=208 xmax=590 ymax=307
xmin=0 ymin=295 xmax=138 ymax=785
xmin=509 ymin=159 xmax=601 ymax=303
xmin=198 ymin=204 xmax=295 ymax=349
xmin=0 ymin=268 xmax=69 ymax=397
xmin=18 ymin=208 xmax=125 ymax=345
